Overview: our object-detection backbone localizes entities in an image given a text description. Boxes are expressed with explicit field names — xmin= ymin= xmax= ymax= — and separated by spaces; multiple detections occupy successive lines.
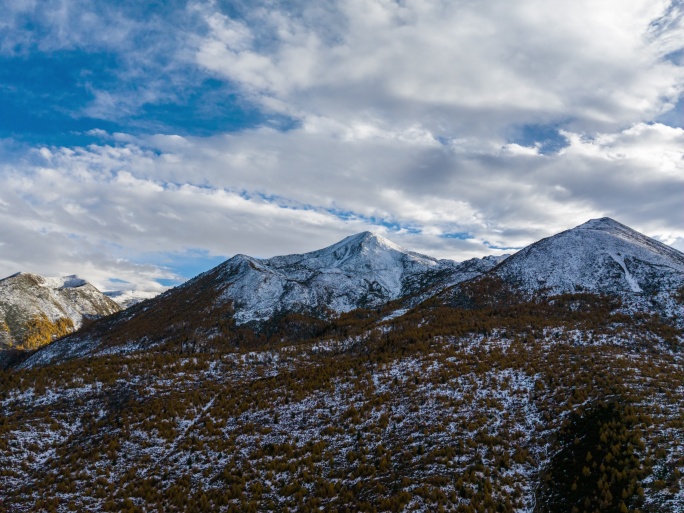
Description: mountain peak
xmin=494 ymin=217 xmax=684 ymax=296
xmin=342 ymin=230 xmax=385 ymax=243
xmin=199 ymin=230 xmax=456 ymax=325
xmin=3 ymin=271 xmax=40 ymax=282
xmin=334 ymin=231 xmax=404 ymax=253
xmin=0 ymin=271 xmax=121 ymax=350
xmin=2 ymin=272 xmax=89 ymax=289
xmin=576 ymin=217 xmax=629 ymax=231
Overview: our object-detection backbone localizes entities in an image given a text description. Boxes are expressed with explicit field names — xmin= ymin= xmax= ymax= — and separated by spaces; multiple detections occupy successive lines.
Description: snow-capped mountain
xmin=492 ymin=217 xmax=684 ymax=296
xmin=210 ymin=231 xmax=500 ymax=324
xmin=104 ymin=290 xmax=160 ymax=309
xmin=0 ymin=272 xmax=121 ymax=349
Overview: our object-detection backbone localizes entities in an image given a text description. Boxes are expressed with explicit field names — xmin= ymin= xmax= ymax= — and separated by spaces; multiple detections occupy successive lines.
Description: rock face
xmin=0 ymin=273 xmax=121 ymax=349
xmin=492 ymin=218 xmax=684 ymax=296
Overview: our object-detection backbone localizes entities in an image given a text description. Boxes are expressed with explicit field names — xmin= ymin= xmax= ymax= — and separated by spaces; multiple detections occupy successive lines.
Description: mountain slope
xmin=0 ymin=273 xmax=121 ymax=349
xmin=4 ymin=284 xmax=684 ymax=512
xmin=492 ymin=217 xmax=684 ymax=296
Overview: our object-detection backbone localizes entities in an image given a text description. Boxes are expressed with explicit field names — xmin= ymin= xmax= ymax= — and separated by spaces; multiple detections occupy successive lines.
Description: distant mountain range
xmin=15 ymin=217 xmax=684 ymax=368
xmin=104 ymin=290 xmax=161 ymax=309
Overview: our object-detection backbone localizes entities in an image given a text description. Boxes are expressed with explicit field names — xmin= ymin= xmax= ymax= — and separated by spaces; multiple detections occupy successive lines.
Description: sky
xmin=0 ymin=0 xmax=683 ymax=293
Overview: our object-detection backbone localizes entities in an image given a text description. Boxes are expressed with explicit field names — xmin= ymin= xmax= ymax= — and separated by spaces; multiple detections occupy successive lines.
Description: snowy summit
xmin=494 ymin=217 xmax=684 ymax=295
xmin=212 ymin=231 xmax=487 ymax=324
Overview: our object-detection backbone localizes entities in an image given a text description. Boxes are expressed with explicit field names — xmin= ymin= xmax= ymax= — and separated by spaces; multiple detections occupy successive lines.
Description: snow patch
xmin=608 ymin=252 xmax=642 ymax=293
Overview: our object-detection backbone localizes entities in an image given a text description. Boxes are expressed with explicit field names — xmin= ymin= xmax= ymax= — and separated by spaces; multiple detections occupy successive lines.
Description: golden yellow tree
xmin=20 ymin=314 xmax=75 ymax=350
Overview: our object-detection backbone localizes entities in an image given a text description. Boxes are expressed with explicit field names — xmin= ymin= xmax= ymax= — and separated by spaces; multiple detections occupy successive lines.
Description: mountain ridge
xmin=18 ymin=231 xmax=505 ymax=366
xmin=17 ymin=218 xmax=684 ymax=368
xmin=206 ymin=230 xmax=490 ymax=324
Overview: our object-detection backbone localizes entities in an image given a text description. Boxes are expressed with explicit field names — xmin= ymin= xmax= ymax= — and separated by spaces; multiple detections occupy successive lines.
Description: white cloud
xmin=1 ymin=119 xmax=682 ymax=290
xmin=194 ymin=0 xmax=684 ymax=134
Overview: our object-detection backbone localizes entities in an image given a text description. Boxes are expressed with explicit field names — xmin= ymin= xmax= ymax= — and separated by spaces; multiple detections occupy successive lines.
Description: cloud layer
xmin=196 ymin=0 xmax=684 ymax=133
xmin=0 ymin=0 xmax=682 ymax=291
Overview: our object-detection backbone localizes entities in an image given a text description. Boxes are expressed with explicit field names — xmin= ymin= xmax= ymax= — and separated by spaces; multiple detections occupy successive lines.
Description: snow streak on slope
xmin=608 ymin=252 xmax=642 ymax=293
xmin=493 ymin=218 xmax=684 ymax=296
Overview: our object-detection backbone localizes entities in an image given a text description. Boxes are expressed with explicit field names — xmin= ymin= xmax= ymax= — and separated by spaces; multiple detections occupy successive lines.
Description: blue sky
xmin=0 ymin=0 xmax=683 ymax=292
xmin=0 ymin=42 xmax=279 ymax=143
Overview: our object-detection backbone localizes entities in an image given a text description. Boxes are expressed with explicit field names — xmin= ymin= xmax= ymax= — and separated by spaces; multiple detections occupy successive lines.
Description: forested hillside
xmin=1 ymin=287 xmax=683 ymax=512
